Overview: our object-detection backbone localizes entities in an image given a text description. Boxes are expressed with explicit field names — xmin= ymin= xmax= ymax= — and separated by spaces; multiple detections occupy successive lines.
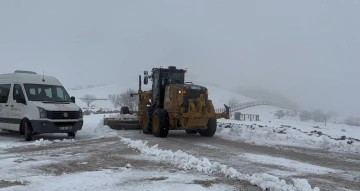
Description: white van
xmin=0 ymin=70 xmax=83 ymax=141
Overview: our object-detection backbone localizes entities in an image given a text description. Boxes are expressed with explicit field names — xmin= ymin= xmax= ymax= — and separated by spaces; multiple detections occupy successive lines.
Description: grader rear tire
xmin=152 ymin=109 xmax=169 ymax=138
xmin=199 ymin=118 xmax=217 ymax=137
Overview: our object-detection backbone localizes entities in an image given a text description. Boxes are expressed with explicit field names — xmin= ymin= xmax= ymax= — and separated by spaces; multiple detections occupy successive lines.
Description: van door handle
xmin=5 ymin=105 xmax=8 ymax=107
xmin=10 ymin=105 xmax=14 ymax=107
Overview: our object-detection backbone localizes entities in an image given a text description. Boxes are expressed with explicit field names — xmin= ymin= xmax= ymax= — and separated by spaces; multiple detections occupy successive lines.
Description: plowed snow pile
xmin=216 ymin=122 xmax=360 ymax=153
xmin=119 ymin=137 xmax=320 ymax=191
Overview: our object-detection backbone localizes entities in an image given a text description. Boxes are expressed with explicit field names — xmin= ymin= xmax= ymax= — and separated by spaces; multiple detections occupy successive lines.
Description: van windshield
xmin=23 ymin=84 xmax=71 ymax=102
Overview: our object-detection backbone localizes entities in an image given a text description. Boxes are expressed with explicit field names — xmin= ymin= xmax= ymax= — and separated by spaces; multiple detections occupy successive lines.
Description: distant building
xmin=234 ymin=112 xmax=260 ymax=121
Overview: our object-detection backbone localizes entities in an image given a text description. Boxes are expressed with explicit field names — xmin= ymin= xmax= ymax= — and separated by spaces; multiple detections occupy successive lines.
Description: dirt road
xmin=1 ymin=126 xmax=359 ymax=191
xmin=0 ymin=132 xmax=260 ymax=191
xmin=118 ymin=130 xmax=360 ymax=191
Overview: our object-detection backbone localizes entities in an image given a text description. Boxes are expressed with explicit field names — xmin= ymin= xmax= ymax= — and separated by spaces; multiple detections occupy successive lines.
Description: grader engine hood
xmin=165 ymin=83 xmax=219 ymax=129
xmin=176 ymin=84 xmax=208 ymax=101
xmin=170 ymin=84 xmax=213 ymax=115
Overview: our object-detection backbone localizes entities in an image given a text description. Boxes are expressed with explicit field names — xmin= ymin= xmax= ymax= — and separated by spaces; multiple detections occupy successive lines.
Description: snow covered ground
xmin=118 ymin=136 xmax=321 ymax=191
xmin=67 ymin=83 xmax=360 ymax=155
xmin=218 ymin=105 xmax=360 ymax=153
xmin=1 ymin=113 xmax=359 ymax=190
xmin=1 ymin=83 xmax=359 ymax=190
xmin=0 ymin=168 xmax=236 ymax=191
xmin=0 ymin=114 xmax=242 ymax=191
xmin=239 ymin=153 xmax=341 ymax=176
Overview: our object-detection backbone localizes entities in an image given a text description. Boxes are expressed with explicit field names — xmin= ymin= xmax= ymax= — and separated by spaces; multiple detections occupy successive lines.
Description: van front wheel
xmin=68 ymin=132 xmax=76 ymax=138
xmin=24 ymin=121 xmax=33 ymax=141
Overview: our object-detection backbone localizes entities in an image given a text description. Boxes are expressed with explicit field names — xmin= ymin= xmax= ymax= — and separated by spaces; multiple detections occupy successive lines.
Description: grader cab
xmin=104 ymin=66 xmax=230 ymax=138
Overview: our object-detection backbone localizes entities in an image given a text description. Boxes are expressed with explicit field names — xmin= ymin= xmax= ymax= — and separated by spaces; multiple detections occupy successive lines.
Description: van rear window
xmin=0 ymin=84 xmax=11 ymax=103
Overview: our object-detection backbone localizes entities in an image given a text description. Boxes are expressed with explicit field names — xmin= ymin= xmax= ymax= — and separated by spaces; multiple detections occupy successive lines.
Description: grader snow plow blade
xmin=105 ymin=119 xmax=140 ymax=130
xmin=103 ymin=114 xmax=140 ymax=130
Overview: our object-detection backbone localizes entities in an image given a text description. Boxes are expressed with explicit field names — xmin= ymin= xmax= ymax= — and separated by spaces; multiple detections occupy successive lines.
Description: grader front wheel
xmin=152 ymin=109 xmax=169 ymax=138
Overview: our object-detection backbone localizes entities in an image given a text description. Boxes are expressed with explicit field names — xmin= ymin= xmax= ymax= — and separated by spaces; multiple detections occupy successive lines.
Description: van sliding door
xmin=9 ymin=84 xmax=27 ymax=131
xmin=0 ymin=84 xmax=11 ymax=130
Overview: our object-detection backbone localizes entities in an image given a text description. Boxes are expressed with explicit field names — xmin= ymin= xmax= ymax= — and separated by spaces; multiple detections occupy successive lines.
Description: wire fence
xmin=215 ymin=101 xmax=272 ymax=114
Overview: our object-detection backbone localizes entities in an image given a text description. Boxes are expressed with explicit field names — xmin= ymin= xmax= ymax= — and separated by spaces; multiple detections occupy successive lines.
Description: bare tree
xmin=274 ymin=110 xmax=286 ymax=119
xmin=324 ymin=111 xmax=336 ymax=126
xmin=227 ymin=98 xmax=239 ymax=118
xmin=228 ymin=98 xmax=239 ymax=108
xmin=109 ymin=89 xmax=138 ymax=111
xmin=81 ymin=94 xmax=97 ymax=108
xmin=299 ymin=111 xmax=311 ymax=122
xmin=120 ymin=88 xmax=138 ymax=111
xmin=109 ymin=94 xmax=122 ymax=109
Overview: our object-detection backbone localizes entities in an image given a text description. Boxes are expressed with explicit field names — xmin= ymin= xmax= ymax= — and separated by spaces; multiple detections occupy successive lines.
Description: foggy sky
xmin=1 ymin=0 xmax=359 ymax=117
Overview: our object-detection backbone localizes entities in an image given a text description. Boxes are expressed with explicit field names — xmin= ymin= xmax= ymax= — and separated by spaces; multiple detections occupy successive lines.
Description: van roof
xmin=0 ymin=71 xmax=63 ymax=86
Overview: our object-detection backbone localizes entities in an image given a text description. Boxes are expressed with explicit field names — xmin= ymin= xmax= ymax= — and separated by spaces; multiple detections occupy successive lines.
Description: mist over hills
xmin=228 ymin=86 xmax=300 ymax=111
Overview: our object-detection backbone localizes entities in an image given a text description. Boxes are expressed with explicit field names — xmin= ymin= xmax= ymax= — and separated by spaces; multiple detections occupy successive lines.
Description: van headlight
xmin=37 ymin=107 xmax=47 ymax=118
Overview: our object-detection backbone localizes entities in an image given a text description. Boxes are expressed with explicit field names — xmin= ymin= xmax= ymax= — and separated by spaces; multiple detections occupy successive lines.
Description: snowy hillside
xmin=199 ymin=83 xmax=255 ymax=108
xmin=66 ymin=83 xmax=256 ymax=110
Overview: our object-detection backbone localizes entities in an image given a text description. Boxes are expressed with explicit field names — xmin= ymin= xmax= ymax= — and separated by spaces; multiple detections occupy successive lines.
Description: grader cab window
xmin=164 ymin=72 xmax=185 ymax=84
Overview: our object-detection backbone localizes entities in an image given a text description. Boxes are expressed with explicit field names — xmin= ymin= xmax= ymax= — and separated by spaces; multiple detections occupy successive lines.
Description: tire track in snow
xmin=118 ymin=135 xmax=321 ymax=191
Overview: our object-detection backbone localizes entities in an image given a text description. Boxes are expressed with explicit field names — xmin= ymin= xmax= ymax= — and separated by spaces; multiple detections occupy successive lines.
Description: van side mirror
xmin=71 ymin=96 xmax=76 ymax=103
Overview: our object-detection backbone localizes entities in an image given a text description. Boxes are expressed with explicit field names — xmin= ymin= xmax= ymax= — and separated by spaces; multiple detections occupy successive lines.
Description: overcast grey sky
xmin=0 ymin=0 xmax=359 ymax=116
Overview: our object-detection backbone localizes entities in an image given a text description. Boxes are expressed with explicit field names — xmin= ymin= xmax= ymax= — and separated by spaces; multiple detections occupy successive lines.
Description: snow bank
xmin=216 ymin=123 xmax=360 ymax=153
xmin=3 ymin=168 xmax=234 ymax=191
xmin=0 ymin=138 xmax=75 ymax=149
xmin=33 ymin=138 xmax=75 ymax=145
xmin=73 ymin=114 xmax=118 ymax=139
xmin=119 ymin=137 xmax=320 ymax=191
xmin=0 ymin=114 xmax=117 ymax=149
xmin=107 ymin=113 xmax=138 ymax=120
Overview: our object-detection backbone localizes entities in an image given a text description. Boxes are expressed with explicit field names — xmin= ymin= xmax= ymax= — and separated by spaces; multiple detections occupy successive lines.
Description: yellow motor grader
xmin=104 ymin=66 xmax=230 ymax=137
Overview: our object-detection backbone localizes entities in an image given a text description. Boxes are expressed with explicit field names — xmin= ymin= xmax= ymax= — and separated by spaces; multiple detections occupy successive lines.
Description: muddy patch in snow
xmin=0 ymin=180 xmax=29 ymax=188
xmin=191 ymin=179 xmax=222 ymax=188
xmin=37 ymin=143 xmax=162 ymax=175
xmin=144 ymin=176 xmax=169 ymax=181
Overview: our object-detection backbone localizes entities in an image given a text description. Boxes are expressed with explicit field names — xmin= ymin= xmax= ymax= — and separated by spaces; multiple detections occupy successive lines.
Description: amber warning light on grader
xmin=104 ymin=66 xmax=230 ymax=138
